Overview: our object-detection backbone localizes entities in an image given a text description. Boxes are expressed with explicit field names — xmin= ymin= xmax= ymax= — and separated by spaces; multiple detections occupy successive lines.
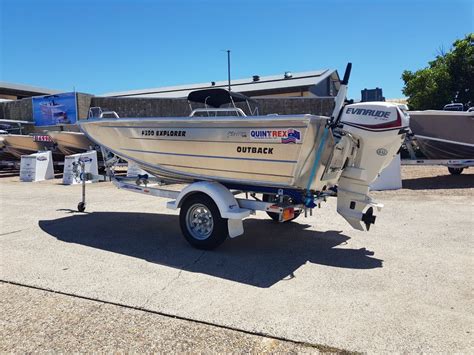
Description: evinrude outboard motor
xmin=337 ymin=102 xmax=409 ymax=230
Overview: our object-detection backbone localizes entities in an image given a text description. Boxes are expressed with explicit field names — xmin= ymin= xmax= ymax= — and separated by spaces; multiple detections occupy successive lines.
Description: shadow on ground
xmin=403 ymin=173 xmax=474 ymax=190
xmin=39 ymin=212 xmax=382 ymax=288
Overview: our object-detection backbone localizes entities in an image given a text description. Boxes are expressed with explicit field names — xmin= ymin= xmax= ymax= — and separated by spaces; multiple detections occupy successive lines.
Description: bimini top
xmin=187 ymin=88 xmax=254 ymax=108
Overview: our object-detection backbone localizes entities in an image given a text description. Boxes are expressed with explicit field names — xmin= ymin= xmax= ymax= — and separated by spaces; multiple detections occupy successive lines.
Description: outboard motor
xmin=336 ymin=102 xmax=409 ymax=230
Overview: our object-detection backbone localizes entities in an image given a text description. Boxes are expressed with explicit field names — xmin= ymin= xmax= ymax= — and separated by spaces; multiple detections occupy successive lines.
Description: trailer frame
xmin=77 ymin=160 xmax=332 ymax=249
xmin=401 ymin=158 xmax=474 ymax=175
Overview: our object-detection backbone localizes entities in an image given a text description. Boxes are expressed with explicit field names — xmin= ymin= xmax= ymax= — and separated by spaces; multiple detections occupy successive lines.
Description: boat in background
xmin=48 ymin=131 xmax=97 ymax=155
xmin=2 ymin=134 xmax=48 ymax=158
xmin=409 ymin=110 xmax=474 ymax=159
xmin=0 ymin=120 xmax=39 ymax=160
xmin=0 ymin=135 xmax=17 ymax=163
xmin=0 ymin=119 xmax=63 ymax=162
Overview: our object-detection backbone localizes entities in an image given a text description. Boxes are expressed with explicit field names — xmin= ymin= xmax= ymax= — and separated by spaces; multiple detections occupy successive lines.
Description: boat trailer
xmin=75 ymin=157 xmax=334 ymax=249
xmin=402 ymin=138 xmax=473 ymax=174
xmin=401 ymin=158 xmax=474 ymax=175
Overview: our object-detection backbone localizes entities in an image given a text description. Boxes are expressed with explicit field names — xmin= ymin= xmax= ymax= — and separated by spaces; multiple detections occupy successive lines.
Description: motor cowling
xmin=335 ymin=102 xmax=409 ymax=231
xmin=339 ymin=102 xmax=409 ymax=184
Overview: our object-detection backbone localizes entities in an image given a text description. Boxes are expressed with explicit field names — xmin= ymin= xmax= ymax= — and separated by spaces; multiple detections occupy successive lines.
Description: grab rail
xmin=88 ymin=107 xmax=120 ymax=119
xmin=100 ymin=111 xmax=120 ymax=119
xmin=189 ymin=108 xmax=247 ymax=117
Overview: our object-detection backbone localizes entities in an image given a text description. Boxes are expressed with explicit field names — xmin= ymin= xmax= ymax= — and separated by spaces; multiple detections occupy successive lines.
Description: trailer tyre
xmin=448 ymin=167 xmax=463 ymax=175
xmin=179 ymin=194 xmax=228 ymax=250
xmin=77 ymin=202 xmax=86 ymax=212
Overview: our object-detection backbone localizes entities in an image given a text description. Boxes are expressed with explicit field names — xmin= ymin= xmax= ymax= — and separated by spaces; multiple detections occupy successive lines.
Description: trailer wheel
xmin=77 ymin=202 xmax=86 ymax=212
xmin=448 ymin=167 xmax=464 ymax=175
xmin=179 ymin=194 xmax=228 ymax=250
xmin=262 ymin=194 xmax=301 ymax=222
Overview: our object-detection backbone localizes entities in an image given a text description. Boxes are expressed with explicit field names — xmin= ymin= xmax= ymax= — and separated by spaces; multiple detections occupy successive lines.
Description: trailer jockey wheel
xmin=179 ymin=193 xmax=228 ymax=250
xmin=262 ymin=194 xmax=301 ymax=222
xmin=77 ymin=202 xmax=86 ymax=212
xmin=448 ymin=167 xmax=464 ymax=175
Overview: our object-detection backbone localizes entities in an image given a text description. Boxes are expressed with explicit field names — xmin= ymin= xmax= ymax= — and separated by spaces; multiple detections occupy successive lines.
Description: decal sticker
xmin=34 ymin=135 xmax=53 ymax=142
xmin=237 ymin=146 xmax=273 ymax=154
xmin=249 ymin=128 xmax=301 ymax=144
xmin=345 ymin=108 xmax=391 ymax=120
xmin=376 ymin=148 xmax=388 ymax=156
xmin=141 ymin=130 xmax=186 ymax=137
xmin=282 ymin=129 xmax=300 ymax=144
xmin=227 ymin=131 xmax=247 ymax=138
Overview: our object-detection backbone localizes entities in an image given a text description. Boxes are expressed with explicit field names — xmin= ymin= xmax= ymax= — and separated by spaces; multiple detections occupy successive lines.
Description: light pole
xmin=226 ymin=49 xmax=231 ymax=92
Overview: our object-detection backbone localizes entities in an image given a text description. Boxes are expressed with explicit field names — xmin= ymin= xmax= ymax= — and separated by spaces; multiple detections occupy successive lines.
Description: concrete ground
xmin=0 ymin=166 xmax=473 ymax=353
xmin=1 ymin=282 xmax=322 ymax=353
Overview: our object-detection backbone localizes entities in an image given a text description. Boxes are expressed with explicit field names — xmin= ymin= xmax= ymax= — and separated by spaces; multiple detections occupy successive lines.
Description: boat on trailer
xmin=47 ymin=131 xmax=97 ymax=156
xmin=409 ymin=110 xmax=474 ymax=160
xmin=0 ymin=120 xmax=65 ymax=164
xmin=0 ymin=120 xmax=44 ymax=159
xmin=79 ymin=64 xmax=409 ymax=249
xmin=403 ymin=108 xmax=474 ymax=175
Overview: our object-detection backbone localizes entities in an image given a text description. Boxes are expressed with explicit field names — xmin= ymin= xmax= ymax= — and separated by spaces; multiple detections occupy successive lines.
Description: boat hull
xmin=80 ymin=115 xmax=342 ymax=190
xmin=409 ymin=110 xmax=474 ymax=159
xmin=48 ymin=131 xmax=96 ymax=155
xmin=414 ymin=137 xmax=474 ymax=159
xmin=0 ymin=136 xmax=17 ymax=162
xmin=2 ymin=134 xmax=64 ymax=161
xmin=3 ymin=135 xmax=47 ymax=158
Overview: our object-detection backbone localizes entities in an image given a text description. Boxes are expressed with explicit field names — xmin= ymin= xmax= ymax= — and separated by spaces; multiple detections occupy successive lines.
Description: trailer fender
xmin=166 ymin=181 xmax=250 ymax=238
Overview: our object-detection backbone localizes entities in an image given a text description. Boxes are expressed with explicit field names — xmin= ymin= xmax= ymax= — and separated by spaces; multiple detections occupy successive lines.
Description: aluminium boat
xmin=0 ymin=120 xmax=41 ymax=159
xmin=0 ymin=135 xmax=17 ymax=162
xmin=80 ymin=66 xmax=409 ymax=231
xmin=2 ymin=134 xmax=49 ymax=158
xmin=409 ymin=110 xmax=474 ymax=159
xmin=0 ymin=120 xmax=63 ymax=161
xmin=48 ymin=131 xmax=96 ymax=155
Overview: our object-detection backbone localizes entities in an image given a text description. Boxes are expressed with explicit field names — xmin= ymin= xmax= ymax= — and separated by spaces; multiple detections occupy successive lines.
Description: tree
xmin=402 ymin=33 xmax=474 ymax=110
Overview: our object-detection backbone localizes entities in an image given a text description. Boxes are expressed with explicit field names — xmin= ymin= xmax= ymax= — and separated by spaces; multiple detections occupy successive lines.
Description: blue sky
xmin=1 ymin=0 xmax=472 ymax=99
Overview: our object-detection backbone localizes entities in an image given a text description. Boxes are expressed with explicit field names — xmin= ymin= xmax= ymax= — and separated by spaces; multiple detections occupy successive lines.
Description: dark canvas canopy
xmin=187 ymin=88 xmax=253 ymax=108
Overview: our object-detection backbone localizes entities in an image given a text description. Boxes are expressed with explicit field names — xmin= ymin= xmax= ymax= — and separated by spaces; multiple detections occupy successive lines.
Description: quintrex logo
xmin=250 ymin=129 xmax=301 ymax=144
xmin=346 ymin=108 xmax=391 ymax=119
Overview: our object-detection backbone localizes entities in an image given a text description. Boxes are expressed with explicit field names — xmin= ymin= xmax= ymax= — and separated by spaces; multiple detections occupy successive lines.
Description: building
xmin=361 ymin=87 xmax=385 ymax=102
xmin=102 ymin=69 xmax=341 ymax=98
xmin=0 ymin=70 xmax=340 ymax=120
xmin=0 ymin=82 xmax=60 ymax=100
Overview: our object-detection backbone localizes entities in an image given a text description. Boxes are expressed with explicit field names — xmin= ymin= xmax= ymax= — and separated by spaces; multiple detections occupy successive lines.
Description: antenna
xmin=330 ymin=62 xmax=352 ymax=125
xmin=226 ymin=50 xmax=231 ymax=91
xmin=220 ymin=49 xmax=232 ymax=91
